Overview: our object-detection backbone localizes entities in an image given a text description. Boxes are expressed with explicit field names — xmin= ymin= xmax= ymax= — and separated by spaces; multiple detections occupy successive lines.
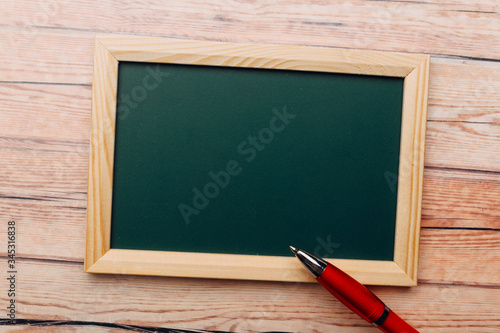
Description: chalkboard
xmin=111 ymin=61 xmax=403 ymax=261
xmin=85 ymin=36 xmax=429 ymax=286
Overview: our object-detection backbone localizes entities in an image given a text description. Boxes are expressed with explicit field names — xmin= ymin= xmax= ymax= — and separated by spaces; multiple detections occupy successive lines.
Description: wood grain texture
xmin=425 ymin=121 xmax=500 ymax=172
xmin=87 ymin=249 xmax=415 ymax=286
xmin=1 ymin=0 xmax=499 ymax=330
xmin=428 ymin=57 xmax=500 ymax=124
xmin=0 ymin=27 xmax=94 ymax=84
xmin=85 ymin=39 xmax=118 ymax=271
xmin=422 ymin=168 xmax=500 ymax=229
xmin=100 ymin=35 xmax=424 ymax=76
xmin=418 ymin=228 xmax=500 ymax=286
xmin=392 ymin=54 xmax=429 ymax=283
xmin=1 ymin=0 xmax=499 ymax=60
xmin=0 ymin=83 xmax=92 ymax=143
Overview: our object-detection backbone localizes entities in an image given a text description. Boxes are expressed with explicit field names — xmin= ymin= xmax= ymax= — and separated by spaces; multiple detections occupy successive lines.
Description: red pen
xmin=290 ymin=246 xmax=418 ymax=333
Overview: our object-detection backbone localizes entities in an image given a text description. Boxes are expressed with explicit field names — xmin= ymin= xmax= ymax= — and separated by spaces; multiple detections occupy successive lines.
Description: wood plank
xmin=1 ymin=0 xmax=499 ymax=60
xmin=422 ymin=168 xmax=500 ymax=229
xmin=0 ymin=84 xmax=91 ymax=145
xmin=1 ymin=259 xmax=499 ymax=332
xmin=418 ymin=228 xmax=500 ymax=286
xmin=0 ymin=198 xmax=86 ymax=261
xmin=0 ymin=27 xmax=94 ymax=84
xmin=0 ymin=148 xmax=88 ymax=191
xmin=428 ymin=57 xmax=500 ymax=124
xmin=425 ymin=120 xmax=500 ymax=172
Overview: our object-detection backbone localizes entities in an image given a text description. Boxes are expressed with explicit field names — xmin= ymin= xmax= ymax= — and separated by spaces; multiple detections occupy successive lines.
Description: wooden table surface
xmin=1 ymin=0 xmax=499 ymax=332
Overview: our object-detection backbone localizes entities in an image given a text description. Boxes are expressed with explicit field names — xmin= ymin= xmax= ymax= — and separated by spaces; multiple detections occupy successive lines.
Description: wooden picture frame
xmin=85 ymin=35 xmax=429 ymax=286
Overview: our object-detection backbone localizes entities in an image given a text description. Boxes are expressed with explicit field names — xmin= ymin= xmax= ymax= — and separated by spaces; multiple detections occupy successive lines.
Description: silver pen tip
xmin=289 ymin=245 xmax=298 ymax=255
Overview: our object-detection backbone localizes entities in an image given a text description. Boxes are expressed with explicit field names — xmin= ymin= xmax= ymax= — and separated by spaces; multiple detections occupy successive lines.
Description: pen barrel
xmin=316 ymin=264 xmax=386 ymax=323
xmin=378 ymin=310 xmax=419 ymax=333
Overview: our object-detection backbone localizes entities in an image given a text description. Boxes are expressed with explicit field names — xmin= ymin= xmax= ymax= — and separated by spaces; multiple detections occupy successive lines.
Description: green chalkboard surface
xmin=110 ymin=61 xmax=404 ymax=261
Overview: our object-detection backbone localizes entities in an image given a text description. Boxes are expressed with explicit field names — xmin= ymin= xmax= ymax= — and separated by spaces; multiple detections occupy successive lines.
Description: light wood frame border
xmin=85 ymin=35 xmax=430 ymax=286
